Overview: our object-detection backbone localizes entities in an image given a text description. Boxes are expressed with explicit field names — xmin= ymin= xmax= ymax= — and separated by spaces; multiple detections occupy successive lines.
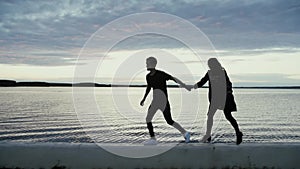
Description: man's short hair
xmin=147 ymin=56 xmax=157 ymax=67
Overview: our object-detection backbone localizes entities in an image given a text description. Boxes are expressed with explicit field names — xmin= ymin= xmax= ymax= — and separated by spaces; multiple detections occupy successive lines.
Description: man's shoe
xmin=144 ymin=138 xmax=158 ymax=145
xmin=184 ymin=132 xmax=191 ymax=143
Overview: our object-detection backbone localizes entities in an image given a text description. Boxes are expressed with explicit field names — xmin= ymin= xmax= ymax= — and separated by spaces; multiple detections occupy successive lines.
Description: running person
xmin=140 ymin=57 xmax=191 ymax=145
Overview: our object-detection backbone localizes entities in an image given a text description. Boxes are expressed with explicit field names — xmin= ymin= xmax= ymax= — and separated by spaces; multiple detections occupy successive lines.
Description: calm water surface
xmin=0 ymin=87 xmax=299 ymax=144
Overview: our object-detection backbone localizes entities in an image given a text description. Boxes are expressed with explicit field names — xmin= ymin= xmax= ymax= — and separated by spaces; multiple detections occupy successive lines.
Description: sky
xmin=0 ymin=0 xmax=300 ymax=86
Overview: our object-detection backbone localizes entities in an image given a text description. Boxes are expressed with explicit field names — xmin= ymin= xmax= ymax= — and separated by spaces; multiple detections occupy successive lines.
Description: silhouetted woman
xmin=193 ymin=58 xmax=243 ymax=145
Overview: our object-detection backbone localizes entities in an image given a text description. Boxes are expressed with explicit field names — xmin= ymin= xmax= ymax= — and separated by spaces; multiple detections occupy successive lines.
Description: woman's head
xmin=208 ymin=58 xmax=222 ymax=70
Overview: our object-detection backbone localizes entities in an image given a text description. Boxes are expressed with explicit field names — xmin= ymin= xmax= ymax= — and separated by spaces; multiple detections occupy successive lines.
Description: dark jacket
xmin=196 ymin=69 xmax=237 ymax=112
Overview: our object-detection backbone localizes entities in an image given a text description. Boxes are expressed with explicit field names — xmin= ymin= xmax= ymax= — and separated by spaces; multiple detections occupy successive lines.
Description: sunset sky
xmin=1 ymin=0 xmax=299 ymax=86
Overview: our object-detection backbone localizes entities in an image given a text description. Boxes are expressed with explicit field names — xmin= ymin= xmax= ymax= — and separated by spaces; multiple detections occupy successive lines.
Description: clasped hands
xmin=181 ymin=84 xmax=197 ymax=91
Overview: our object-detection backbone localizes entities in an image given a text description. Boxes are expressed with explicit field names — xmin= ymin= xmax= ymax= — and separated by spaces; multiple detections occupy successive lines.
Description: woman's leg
xmin=224 ymin=110 xmax=243 ymax=144
xmin=224 ymin=110 xmax=240 ymax=134
xmin=202 ymin=106 xmax=217 ymax=142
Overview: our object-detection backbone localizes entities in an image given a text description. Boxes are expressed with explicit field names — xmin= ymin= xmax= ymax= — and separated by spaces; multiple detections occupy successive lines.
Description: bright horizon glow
xmin=1 ymin=1 xmax=299 ymax=86
xmin=1 ymin=47 xmax=300 ymax=86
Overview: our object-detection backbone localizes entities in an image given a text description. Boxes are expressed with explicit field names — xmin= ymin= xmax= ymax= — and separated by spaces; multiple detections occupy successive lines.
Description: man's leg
xmin=162 ymin=102 xmax=186 ymax=135
xmin=146 ymin=105 xmax=157 ymax=138
xmin=146 ymin=122 xmax=154 ymax=137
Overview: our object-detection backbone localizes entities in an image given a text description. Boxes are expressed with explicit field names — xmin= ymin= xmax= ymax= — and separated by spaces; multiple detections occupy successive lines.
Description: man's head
xmin=146 ymin=56 xmax=157 ymax=70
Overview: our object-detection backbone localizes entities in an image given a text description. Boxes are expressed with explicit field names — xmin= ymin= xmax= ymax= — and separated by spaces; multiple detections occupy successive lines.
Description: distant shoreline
xmin=0 ymin=79 xmax=299 ymax=89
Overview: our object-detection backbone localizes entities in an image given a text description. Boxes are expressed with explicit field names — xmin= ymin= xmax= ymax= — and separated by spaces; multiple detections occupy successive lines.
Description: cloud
xmin=231 ymin=73 xmax=300 ymax=86
xmin=0 ymin=51 xmax=77 ymax=66
xmin=182 ymin=0 xmax=300 ymax=49
xmin=0 ymin=0 xmax=299 ymax=67
xmin=216 ymin=47 xmax=300 ymax=57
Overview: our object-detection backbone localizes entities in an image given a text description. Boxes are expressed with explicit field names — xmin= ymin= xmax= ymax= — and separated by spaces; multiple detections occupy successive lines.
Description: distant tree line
xmin=0 ymin=79 xmax=299 ymax=89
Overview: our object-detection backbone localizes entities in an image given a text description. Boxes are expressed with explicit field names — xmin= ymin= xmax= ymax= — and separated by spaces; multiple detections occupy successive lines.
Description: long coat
xmin=196 ymin=69 xmax=237 ymax=112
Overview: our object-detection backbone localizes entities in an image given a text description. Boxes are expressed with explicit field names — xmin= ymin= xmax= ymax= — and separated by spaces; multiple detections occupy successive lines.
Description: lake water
xmin=0 ymin=87 xmax=299 ymax=144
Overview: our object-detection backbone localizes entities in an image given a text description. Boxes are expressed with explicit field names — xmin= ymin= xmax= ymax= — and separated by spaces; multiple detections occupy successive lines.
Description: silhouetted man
xmin=140 ymin=56 xmax=191 ymax=145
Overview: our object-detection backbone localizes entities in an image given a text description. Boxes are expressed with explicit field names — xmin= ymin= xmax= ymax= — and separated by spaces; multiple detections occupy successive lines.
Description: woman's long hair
xmin=208 ymin=58 xmax=223 ymax=71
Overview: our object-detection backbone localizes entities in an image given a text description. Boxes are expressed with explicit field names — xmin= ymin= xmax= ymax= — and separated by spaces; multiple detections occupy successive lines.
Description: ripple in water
xmin=0 ymin=87 xmax=299 ymax=144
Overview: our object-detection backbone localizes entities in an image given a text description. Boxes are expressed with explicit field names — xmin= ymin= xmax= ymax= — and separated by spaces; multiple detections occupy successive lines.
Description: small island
xmin=0 ymin=79 xmax=110 ymax=87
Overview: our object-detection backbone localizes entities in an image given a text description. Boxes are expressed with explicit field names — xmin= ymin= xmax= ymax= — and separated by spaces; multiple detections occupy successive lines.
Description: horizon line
xmin=0 ymin=79 xmax=299 ymax=89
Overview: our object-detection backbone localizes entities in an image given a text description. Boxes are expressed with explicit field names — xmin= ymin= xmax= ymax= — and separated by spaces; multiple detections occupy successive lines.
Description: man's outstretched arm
xmin=140 ymin=86 xmax=151 ymax=106
xmin=171 ymin=76 xmax=191 ymax=91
